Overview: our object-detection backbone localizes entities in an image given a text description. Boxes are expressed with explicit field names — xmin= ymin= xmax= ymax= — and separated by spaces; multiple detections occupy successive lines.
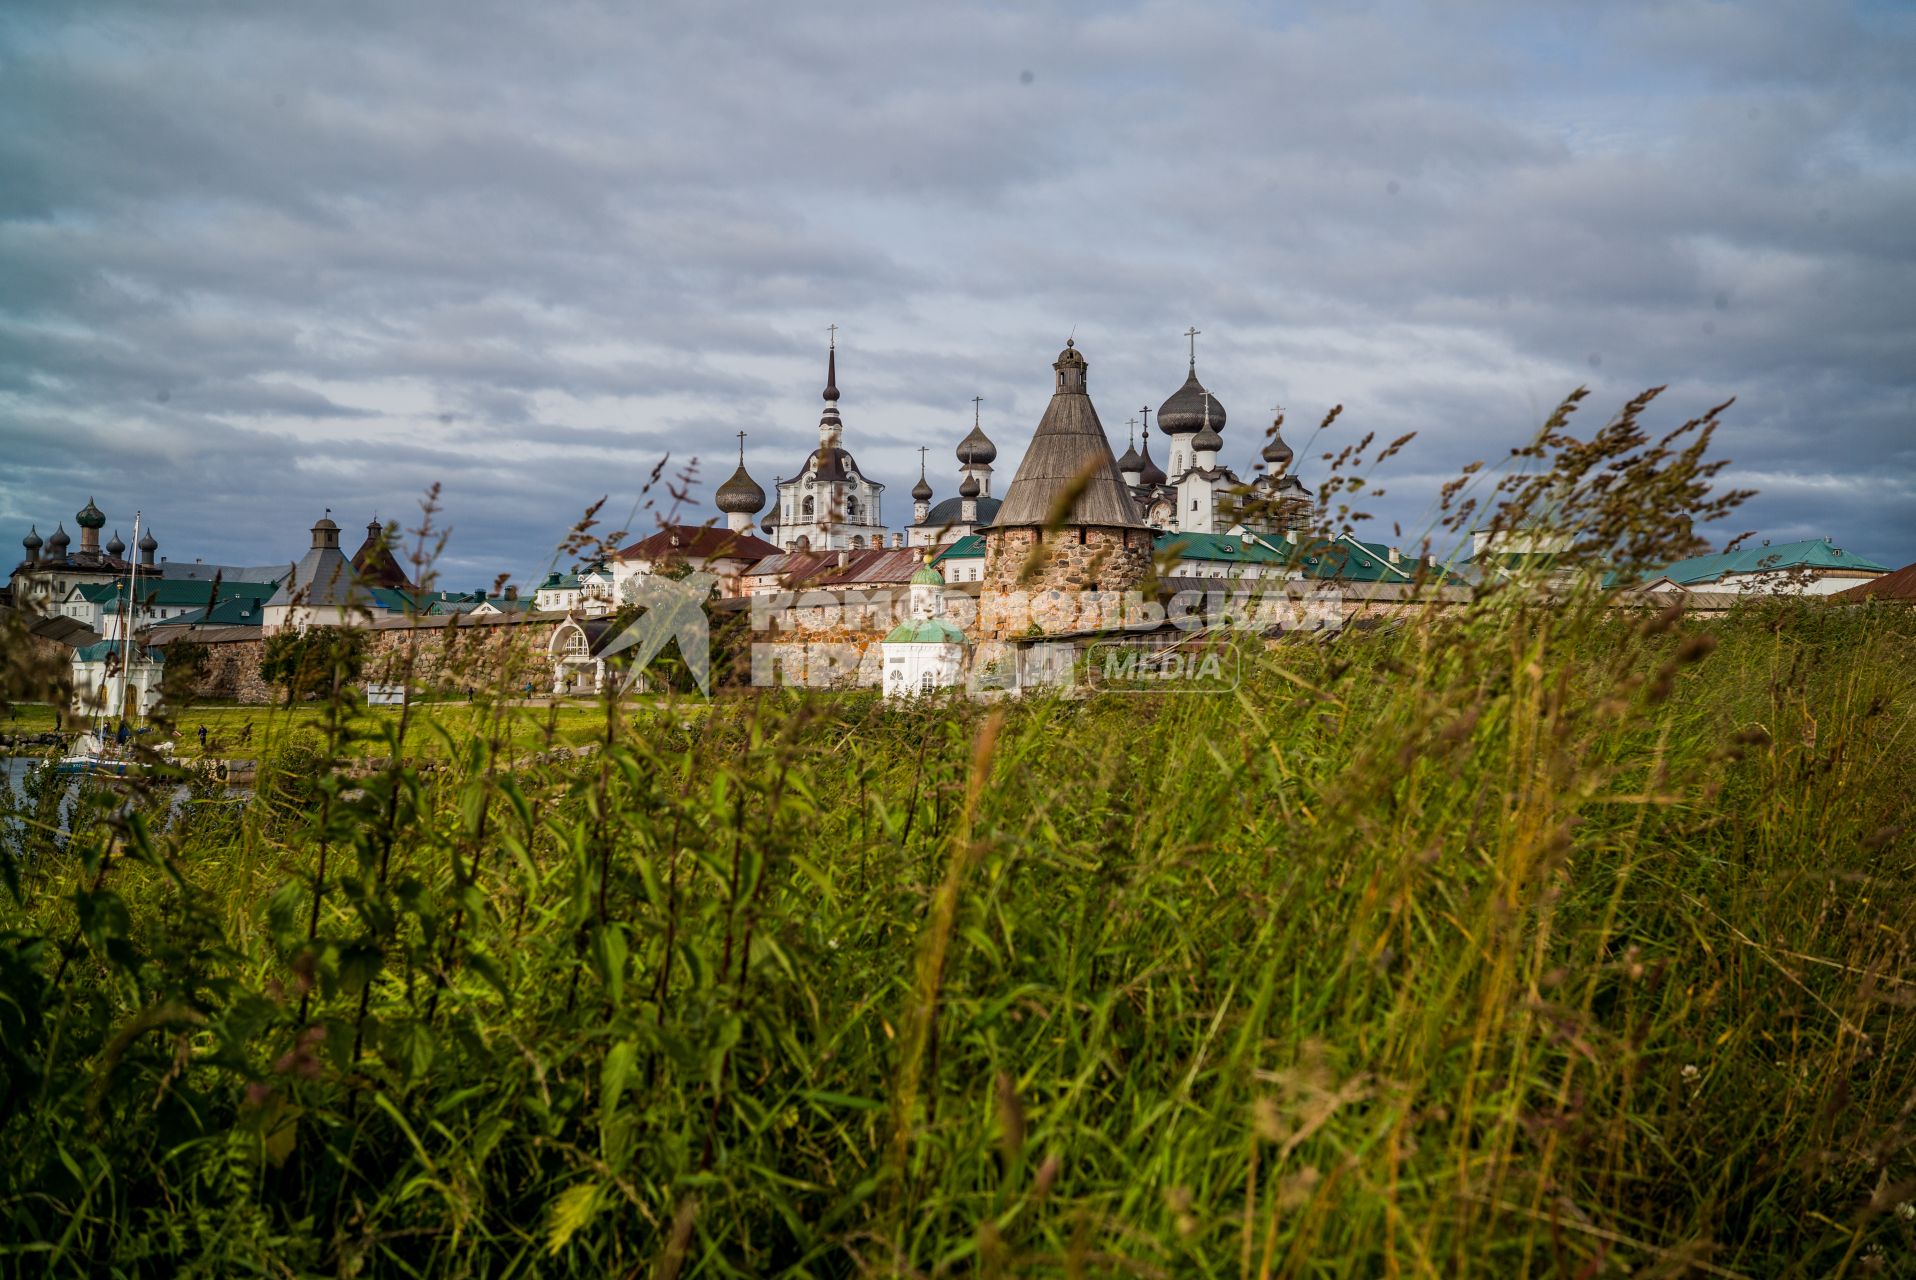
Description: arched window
xmin=846 ymin=497 xmax=859 ymax=519
xmin=802 ymin=495 xmax=814 ymax=518
xmin=850 ymin=535 xmax=865 ymax=549
xmin=921 ymin=671 xmax=936 ymax=693
xmin=563 ymin=629 xmax=587 ymax=656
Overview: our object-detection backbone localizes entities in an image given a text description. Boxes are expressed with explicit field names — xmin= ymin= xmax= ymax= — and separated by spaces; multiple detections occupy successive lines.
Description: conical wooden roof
xmin=351 ymin=519 xmax=416 ymax=590
xmin=989 ymin=341 xmax=1145 ymax=530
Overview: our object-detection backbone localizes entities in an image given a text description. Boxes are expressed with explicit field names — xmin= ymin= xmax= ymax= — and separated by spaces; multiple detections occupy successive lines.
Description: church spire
xmin=817 ymin=331 xmax=843 ymax=451
xmin=823 ymin=323 xmax=840 ymax=403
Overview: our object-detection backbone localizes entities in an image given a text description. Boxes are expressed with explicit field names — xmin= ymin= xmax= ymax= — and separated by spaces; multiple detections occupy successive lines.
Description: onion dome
xmin=715 ymin=465 xmax=765 ymax=514
xmin=1157 ymin=368 xmax=1227 ymax=437
xmin=75 ymin=497 xmax=106 ymax=530
xmin=959 ymin=473 xmax=981 ymax=499
xmin=911 ymin=558 xmax=944 ymax=587
xmin=911 ymin=473 xmax=933 ymax=502
xmin=1192 ymin=425 xmax=1223 ymax=454
xmin=106 ymin=530 xmax=126 ymax=556
xmin=22 ymin=526 xmax=42 ymax=555
xmin=956 ymin=424 xmax=996 ymax=466
xmin=1261 ymin=412 xmax=1294 ymax=470
xmin=716 ymin=437 xmax=767 ymax=516
xmin=1117 ymin=424 xmax=1143 ymax=474
xmin=1137 ymin=439 xmax=1166 ymax=486
xmin=139 ymin=528 xmax=158 ymax=553
xmin=47 ymin=523 xmax=71 ymax=554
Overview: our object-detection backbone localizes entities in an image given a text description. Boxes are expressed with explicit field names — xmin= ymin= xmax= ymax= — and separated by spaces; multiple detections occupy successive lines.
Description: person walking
xmin=198 ymin=724 xmax=208 ymax=751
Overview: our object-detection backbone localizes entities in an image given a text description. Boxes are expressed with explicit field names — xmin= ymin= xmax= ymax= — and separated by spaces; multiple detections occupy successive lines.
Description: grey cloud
xmin=2 ymin=0 xmax=1912 ymax=576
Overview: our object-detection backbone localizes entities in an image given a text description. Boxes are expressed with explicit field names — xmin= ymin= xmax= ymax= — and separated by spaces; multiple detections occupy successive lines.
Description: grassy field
xmin=2 ymin=589 xmax=1912 ymax=1277
xmin=1 ymin=698 xmax=706 ymax=761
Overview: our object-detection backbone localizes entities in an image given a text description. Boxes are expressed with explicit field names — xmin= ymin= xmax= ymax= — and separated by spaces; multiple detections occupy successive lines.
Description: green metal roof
xmin=167 ymin=596 xmax=272 ymax=626
xmin=930 ymin=535 xmax=986 ymax=563
xmin=1253 ymin=534 xmax=1434 ymax=583
xmin=883 ymin=617 xmax=969 ymax=645
xmin=1650 ymin=538 xmax=1888 ymax=586
xmin=74 ymin=641 xmax=163 ymax=663
xmin=1154 ymin=531 xmax=1285 ymax=565
xmin=76 ymin=578 xmax=278 ymax=607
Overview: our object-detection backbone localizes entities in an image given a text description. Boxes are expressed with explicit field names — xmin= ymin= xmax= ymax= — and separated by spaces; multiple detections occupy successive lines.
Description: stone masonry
xmin=979 ymin=525 xmax=1153 ymax=638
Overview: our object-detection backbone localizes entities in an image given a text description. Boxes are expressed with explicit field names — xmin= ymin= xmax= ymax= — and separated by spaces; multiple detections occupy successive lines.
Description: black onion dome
xmin=76 ymin=497 xmax=106 ymax=529
xmin=920 ymin=493 xmax=1001 ymax=527
xmin=715 ymin=464 xmax=766 ymax=514
xmin=106 ymin=530 xmax=125 ymax=556
xmin=1157 ymin=368 xmax=1227 ymax=436
xmin=22 ymin=526 xmax=42 ymax=553
xmin=139 ymin=528 xmax=158 ymax=552
xmin=958 ymin=473 xmax=980 ymax=498
xmin=1116 ymin=438 xmax=1143 ymax=473
xmin=1193 ymin=422 xmax=1223 ymax=453
xmin=1261 ymin=415 xmax=1294 ymax=468
xmin=761 ymin=512 xmax=778 ymax=535
xmin=1137 ymin=440 xmax=1166 ymax=486
xmin=911 ymin=474 xmax=933 ymax=501
xmin=956 ymin=425 xmax=997 ymax=465
xmin=48 ymin=523 xmax=71 ymax=552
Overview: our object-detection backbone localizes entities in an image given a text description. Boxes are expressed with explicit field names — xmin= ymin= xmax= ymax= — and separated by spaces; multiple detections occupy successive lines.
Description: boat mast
xmin=119 ymin=510 xmax=140 ymax=724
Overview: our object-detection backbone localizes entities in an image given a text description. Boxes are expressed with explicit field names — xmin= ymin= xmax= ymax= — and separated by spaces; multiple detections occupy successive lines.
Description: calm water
xmin=2 ymin=753 xmax=251 ymax=844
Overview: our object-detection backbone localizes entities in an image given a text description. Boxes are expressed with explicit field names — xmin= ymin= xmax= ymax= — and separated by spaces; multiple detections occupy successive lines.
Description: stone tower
xmin=980 ymin=340 xmax=1151 ymax=638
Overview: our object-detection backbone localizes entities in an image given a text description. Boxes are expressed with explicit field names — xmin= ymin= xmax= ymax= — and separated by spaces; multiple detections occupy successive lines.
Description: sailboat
xmin=56 ymin=510 xmax=154 ymax=776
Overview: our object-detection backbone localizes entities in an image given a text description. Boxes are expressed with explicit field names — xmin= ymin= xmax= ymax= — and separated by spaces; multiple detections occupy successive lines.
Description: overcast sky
xmin=3 ymin=0 xmax=1912 ymax=584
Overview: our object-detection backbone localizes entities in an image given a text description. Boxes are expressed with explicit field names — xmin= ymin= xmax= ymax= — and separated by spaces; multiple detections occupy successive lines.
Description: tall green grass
xmin=2 ymin=591 xmax=1911 ymax=1277
xmin=3 ymin=389 xmax=1912 ymax=1276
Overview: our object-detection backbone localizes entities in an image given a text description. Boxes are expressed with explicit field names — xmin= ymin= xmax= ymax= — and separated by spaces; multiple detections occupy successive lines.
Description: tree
xmin=158 ymin=639 xmax=209 ymax=708
xmin=260 ymin=628 xmax=367 ymax=706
